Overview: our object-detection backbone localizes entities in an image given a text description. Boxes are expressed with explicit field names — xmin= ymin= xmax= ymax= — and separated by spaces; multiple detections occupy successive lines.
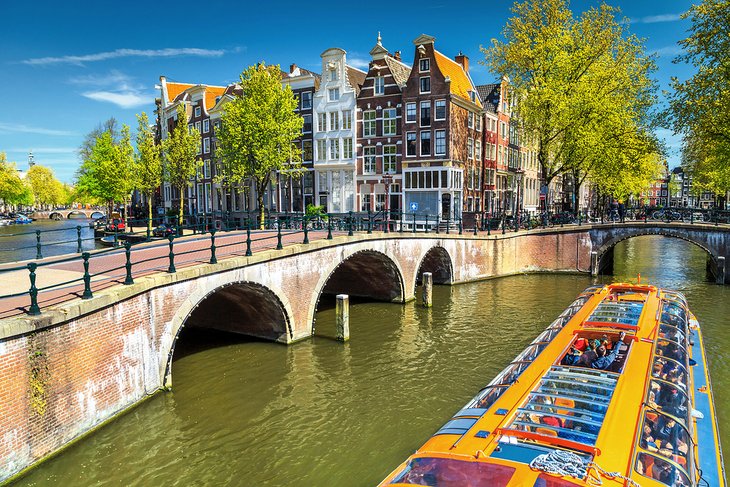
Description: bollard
xmin=27 ymin=263 xmax=41 ymax=315
xmin=81 ymin=252 xmax=93 ymax=299
xmin=348 ymin=211 xmax=354 ymax=237
xmin=590 ymin=251 xmax=598 ymax=276
xmin=124 ymin=242 xmax=134 ymax=284
xmin=327 ymin=215 xmax=333 ymax=240
xmin=245 ymin=223 xmax=253 ymax=256
xmin=303 ymin=217 xmax=310 ymax=244
xmin=276 ymin=221 xmax=283 ymax=250
xmin=35 ymin=230 xmax=42 ymax=260
xmin=167 ymin=235 xmax=176 ymax=273
xmin=76 ymin=226 xmax=82 ymax=253
xmin=422 ymin=272 xmax=433 ymax=308
xmin=336 ymin=294 xmax=350 ymax=342
xmin=210 ymin=229 xmax=218 ymax=264
xmin=716 ymin=256 xmax=726 ymax=284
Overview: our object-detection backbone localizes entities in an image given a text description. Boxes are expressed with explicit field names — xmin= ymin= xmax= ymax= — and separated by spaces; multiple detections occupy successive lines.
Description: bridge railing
xmin=2 ymin=209 xmax=730 ymax=318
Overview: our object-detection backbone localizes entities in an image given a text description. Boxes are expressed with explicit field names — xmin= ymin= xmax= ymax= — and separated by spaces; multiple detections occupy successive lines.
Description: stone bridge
xmin=0 ymin=221 xmax=728 ymax=482
xmin=31 ymin=209 xmax=106 ymax=220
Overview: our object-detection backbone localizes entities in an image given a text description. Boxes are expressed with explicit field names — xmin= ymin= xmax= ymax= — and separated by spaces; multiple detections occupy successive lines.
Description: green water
xmin=13 ymin=236 xmax=728 ymax=486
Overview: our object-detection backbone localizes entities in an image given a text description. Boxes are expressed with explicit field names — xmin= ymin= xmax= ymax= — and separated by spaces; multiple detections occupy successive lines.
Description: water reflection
xmin=14 ymin=236 xmax=728 ymax=487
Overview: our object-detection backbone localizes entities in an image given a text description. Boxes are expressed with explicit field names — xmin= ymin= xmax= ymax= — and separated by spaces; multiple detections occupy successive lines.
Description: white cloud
xmin=22 ymin=47 xmax=227 ymax=66
xmin=68 ymin=70 xmax=134 ymax=86
xmin=0 ymin=123 xmax=77 ymax=136
xmin=347 ymin=57 xmax=370 ymax=70
xmin=652 ymin=45 xmax=684 ymax=57
xmin=82 ymin=90 xmax=152 ymax=109
xmin=629 ymin=13 xmax=683 ymax=24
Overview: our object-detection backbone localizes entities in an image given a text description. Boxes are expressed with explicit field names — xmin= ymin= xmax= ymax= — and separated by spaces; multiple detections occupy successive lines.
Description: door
xmin=441 ymin=193 xmax=451 ymax=219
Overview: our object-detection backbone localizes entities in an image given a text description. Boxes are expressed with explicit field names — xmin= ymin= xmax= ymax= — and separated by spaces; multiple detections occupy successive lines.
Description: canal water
xmin=14 ymin=236 xmax=729 ymax=486
xmin=0 ymin=219 xmax=101 ymax=264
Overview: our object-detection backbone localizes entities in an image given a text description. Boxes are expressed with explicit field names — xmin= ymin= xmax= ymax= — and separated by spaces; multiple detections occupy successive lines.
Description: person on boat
xmin=655 ymin=416 xmax=680 ymax=446
xmin=561 ymin=346 xmax=582 ymax=366
xmin=640 ymin=423 xmax=659 ymax=451
xmin=589 ymin=332 xmax=626 ymax=370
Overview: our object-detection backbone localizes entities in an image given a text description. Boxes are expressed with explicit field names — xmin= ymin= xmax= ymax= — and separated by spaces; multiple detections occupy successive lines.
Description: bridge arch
xmin=66 ymin=210 xmax=88 ymax=219
xmin=414 ymin=246 xmax=454 ymax=293
xmin=48 ymin=212 xmax=64 ymax=221
xmin=90 ymin=211 xmax=105 ymax=219
xmin=162 ymin=278 xmax=295 ymax=388
xmin=310 ymin=249 xmax=407 ymax=329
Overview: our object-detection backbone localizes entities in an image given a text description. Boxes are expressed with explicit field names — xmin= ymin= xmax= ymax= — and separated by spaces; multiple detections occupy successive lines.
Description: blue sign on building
xmin=410 ymin=202 xmax=419 ymax=212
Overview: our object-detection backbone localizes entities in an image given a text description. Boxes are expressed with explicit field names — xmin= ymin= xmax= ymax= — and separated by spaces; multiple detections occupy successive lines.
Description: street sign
xmin=410 ymin=202 xmax=419 ymax=211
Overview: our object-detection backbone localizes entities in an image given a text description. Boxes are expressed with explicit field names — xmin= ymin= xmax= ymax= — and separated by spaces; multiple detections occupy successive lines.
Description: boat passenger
xmin=640 ymin=423 xmax=659 ymax=451
xmin=589 ymin=332 xmax=626 ymax=370
xmin=561 ymin=346 xmax=582 ymax=366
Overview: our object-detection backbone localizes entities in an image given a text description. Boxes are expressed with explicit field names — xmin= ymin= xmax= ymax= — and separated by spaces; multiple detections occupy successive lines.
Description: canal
xmin=14 ymin=236 xmax=729 ymax=486
xmin=0 ymin=219 xmax=101 ymax=264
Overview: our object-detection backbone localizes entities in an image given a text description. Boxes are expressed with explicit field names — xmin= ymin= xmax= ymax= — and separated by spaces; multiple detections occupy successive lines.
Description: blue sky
xmin=1 ymin=0 xmax=695 ymax=183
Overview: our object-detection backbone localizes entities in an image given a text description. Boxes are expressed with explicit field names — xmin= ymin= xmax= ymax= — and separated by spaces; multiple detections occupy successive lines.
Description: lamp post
xmin=383 ymin=173 xmax=393 ymax=233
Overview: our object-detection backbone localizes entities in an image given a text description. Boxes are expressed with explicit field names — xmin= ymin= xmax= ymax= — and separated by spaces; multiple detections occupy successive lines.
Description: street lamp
xmin=383 ymin=173 xmax=393 ymax=233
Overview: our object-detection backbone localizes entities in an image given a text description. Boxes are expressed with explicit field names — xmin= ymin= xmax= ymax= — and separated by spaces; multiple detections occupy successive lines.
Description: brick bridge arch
xmin=414 ymin=246 xmax=454 ymax=292
xmin=588 ymin=224 xmax=729 ymax=283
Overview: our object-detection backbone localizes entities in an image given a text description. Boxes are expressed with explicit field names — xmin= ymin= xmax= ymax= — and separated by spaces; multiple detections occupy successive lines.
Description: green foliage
xmin=0 ymin=152 xmax=34 ymax=207
xmin=76 ymin=125 xmax=135 ymax=213
xmin=666 ymin=0 xmax=730 ymax=194
xmin=483 ymin=0 xmax=659 ymax=204
xmin=26 ymin=165 xmax=65 ymax=208
xmin=305 ymin=204 xmax=327 ymax=219
xmin=162 ymin=105 xmax=200 ymax=226
xmin=217 ymin=63 xmax=304 ymax=228
xmin=134 ymin=112 xmax=163 ymax=231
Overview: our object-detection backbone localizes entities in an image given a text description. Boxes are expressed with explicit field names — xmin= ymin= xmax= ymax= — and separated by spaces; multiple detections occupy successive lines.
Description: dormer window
xmin=419 ymin=58 xmax=430 ymax=72
xmin=469 ymin=91 xmax=477 ymax=103
xmin=374 ymin=76 xmax=385 ymax=95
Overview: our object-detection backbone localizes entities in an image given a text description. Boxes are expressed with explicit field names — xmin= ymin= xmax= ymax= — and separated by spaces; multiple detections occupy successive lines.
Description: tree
xmin=162 ymin=105 xmax=200 ymax=227
xmin=134 ymin=112 xmax=163 ymax=233
xmin=78 ymin=117 xmax=119 ymax=163
xmin=666 ymin=0 xmax=730 ymax=196
xmin=26 ymin=165 xmax=65 ymax=209
xmin=217 ymin=63 xmax=303 ymax=228
xmin=76 ymin=125 xmax=135 ymax=215
xmin=0 ymin=152 xmax=33 ymax=208
xmin=483 ymin=0 xmax=657 ymax=210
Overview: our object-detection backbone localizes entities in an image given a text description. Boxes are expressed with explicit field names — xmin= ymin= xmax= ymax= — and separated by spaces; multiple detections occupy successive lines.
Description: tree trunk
xmin=178 ymin=184 xmax=185 ymax=229
xmin=147 ymin=191 xmax=154 ymax=234
xmin=573 ymin=175 xmax=581 ymax=216
xmin=257 ymin=184 xmax=265 ymax=230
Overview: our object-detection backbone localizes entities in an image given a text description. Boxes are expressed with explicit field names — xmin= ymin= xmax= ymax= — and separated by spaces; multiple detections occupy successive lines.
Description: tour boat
xmin=379 ymin=283 xmax=726 ymax=487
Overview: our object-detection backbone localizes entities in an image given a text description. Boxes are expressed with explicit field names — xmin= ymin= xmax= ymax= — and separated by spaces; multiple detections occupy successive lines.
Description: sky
xmin=0 ymin=0 xmax=696 ymax=183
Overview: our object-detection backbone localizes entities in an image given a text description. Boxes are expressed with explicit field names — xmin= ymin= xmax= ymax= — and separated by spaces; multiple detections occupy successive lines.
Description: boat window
xmin=467 ymin=385 xmax=509 ymax=410
xmin=635 ymin=452 xmax=691 ymax=486
xmin=535 ymin=327 xmax=561 ymax=343
xmin=502 ymin=367 xmax=618 ymax=448
xmin=434 ymin=417 xmax=478 ymax=436
xmin=515 ymin=343 xmax=547 ymax=363
xmin=648 ymin=380 xmax=689 ymax=425
xmin=658 ymin=324 xmax=687 ymax=347
xmin=651 ymin=357 xmax=689 ymax=393
xmin=639 ymin=410 xmax=691 ymax=471
xmin=389 ymin=457 xmax=516 ymax=486
xmin=533 ymin=474 xmax=583 ymax=486
xmin=656 ymin=339 xmax=687 ymax=365
xmin=586 ymin=301 xmax=644 ymax=327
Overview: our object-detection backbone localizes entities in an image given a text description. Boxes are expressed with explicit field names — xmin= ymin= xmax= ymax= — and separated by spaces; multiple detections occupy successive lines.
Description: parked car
xmin=153 ymin=223 xmax=176 ymax=238
xmin=106 ymin=212 xmax=125 ymax=232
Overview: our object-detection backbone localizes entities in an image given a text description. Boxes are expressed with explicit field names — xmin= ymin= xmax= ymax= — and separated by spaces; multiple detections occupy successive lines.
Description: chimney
xmin=394 ymin=51 xmax=402 ymax=61
xmin=455 ymin=51 xmax=469 ymax=72
xmin=290 ymin=63 xmax=297 ymax=74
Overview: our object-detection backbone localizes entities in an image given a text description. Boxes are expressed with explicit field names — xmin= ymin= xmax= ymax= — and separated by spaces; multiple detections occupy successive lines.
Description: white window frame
xmin=342 ymin=110 xmax=352 ymax=130
xmin=203 ymin=137 xmax=211 ymax=154
xmin=467 ymin=137 xmax=474 ymax=160
xmin=363 ymin=147 xmax=376 ymax=175
xmin=363 ymin=110 xmax=377 ymax=137
xmin=406 ymin=102 xmax=416 ymax=123
xmin=374 ymin=76 xmax=385 ymax=95
xmin=329 ymin=139 xmax=340 ymax=160
xmin=406 ymin=132 xmax=417 ymax=157
xmin=194 ymin=106 xmax=201 ymax=117
xmin=318 ymin=113 xmax=327 ymax=132
xmin=301 ymin=91 xmax=312 ymax=110
xmin=317 ymin=140 xmax=327 ymax=162
xmin=420 ymin=131 xmax=431 ymax=156
xmin=383 ymin=108 xmax=397 ymax=136
xmin=328 ymin=88 xmax=340 ymax=101
xmin=329 ymin=111 xmax=339 ymax=131
xmin=203 ymin=159 xmax=211 ymax=178
xmin=419 ymin=58 xmax=430 ymax=72
xmin=420 ymin=76 xmax=431 ymax=94
xmin=203 ymin=119 xmax=210 ymax=133
xmin=435 ymin=130 xmax=446 ymax=156
xmin=303 ymin=114 xmax=313 ymax=133
xmin=343 ymin=138 xmax=353 ymax=159
xmin=434 ymin=100 xmax=446 ymax=121
xmin=420 ymin=101 xmax=431 ymax=127
xmin=383 ymin=145 xmax=397 ymax=174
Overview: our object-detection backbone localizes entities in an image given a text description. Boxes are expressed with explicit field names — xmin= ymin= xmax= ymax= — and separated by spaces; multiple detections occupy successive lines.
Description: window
xmin=317 ymin=140 xmax=327 ymax=161
xmin=328 ymin=88 xmax=340 ymax=101
xmin=203 ymin=159 xmax=211 ymax=178
xmin=406 ymin=102 xmax=416 ymax=123
xmin=419 ymin=58 xmax=430 ymax=72
xmin=329 ymin=112 xmax=339 ymax=131
xmin=364 ymin=147 xmax=376 ymax=174
xmin=343 ymin=138 xmax=353 ymax=159
xmin=361 ymin=193 xmax=371 ymax=211
xmin=194 ymin=107 xmax=201 ymax=117
xmin=195 ymin=121 xmax=201 ymax=133
xmin=203 ymin=119 xmax=210 ymax=133
xmin=406 ymin=132 xmax=417 ymax=157
xmin=468 ymin=138 xmax=474 ymax=159
xmin=435 ymin=130 xmax=446 ymax=155
xmin=375 ymin=193 xmax=386 ymax=211
xmin=318 ymin=113 xmax=327 ymax=132
xmin=197 ymin=140 xmax=202 ymax=155
xmin=214 ymin=120 xmax=221 ymax=130
xmin=383 ymin=108 xmax=397 ymax=135
xmin=420 ymin=76 xmax=431 ymax=93
xmin=203 ymin=137 xmax=211 ymax=154
xmin=187 ymin=123 xmax=193 ymax=134
xmin=374 ymin=76 xmax=384 ymax=95
xmin=468 ymin=112 xmax=474 ymax=129
xmin=301 ymin=92 xmax=312 ymax=110
xmin=383 ymin=145 xmax=397 ymax=174
xmin=475 ymin=116 xmax=481 ymax=132
xmin=303 ymin=114 xmax=312 ymax=133
xmin=475 ymin=140 xmax=482 ymax=160
xmin=435 ymin=100 xmax=446 ymax=120
xmin=342 ymin=110 xmax=352 ymax=130
xmin=329 ymin=68 xmax=338 ymax=82
xmin=303 ymin=140 xmax=313 ymax=161
xmin=329 ymin=139 xmax=340 ymax=159
xmin=420 ymin=131 xmax=431 ymax=156
xmin=363 ymin=110 xmax=376 ymax=137
xmin=501 ymin=122 xmax=507 ymax=139
xmin=420 ymin=101 xmax=431 ymax=127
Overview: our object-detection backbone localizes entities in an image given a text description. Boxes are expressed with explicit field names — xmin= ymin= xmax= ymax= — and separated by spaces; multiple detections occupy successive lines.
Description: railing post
xmin=303 ymin=216 xmax=310 ymax=244
xmin=502 ymin=216 xmax=506 ymax=235
xmin=399 ymin=211 xmax=404 ymax=233
xmin=487 ymin=216 xmax=491 ymax=236
xmin=27 ymin=263 xmax=41 ymax=315
xmin=367 ymin=209 xmax=372 ymax=234
xmin=447 ymin=215 xmax=451 ymax=234
xmin=81 ymin=252 xmax=93 ymax=299
xmin=435 ymin=214 xmax=440 ymax=234
xmin=578 ymin=213 xmax=582 ymax=226
xmin=167 ymin=235 xmax=176 ymax=273
xmin=124 ymin=241 xmax=134 ymax=285
xmin=76 ymin=225 xmax=83 ymax=253
xmin=114 ymin=225 xmax=119 ymax=247
xmin=412 ymin=212 xmax=416 ymax=233
xmin=245 ymin=222 xmax=252 ymax=256
xmin=327 ymin=214 xmax=333 ymax=240
xmin=146 ymin=218 xmax=151 ymax=241
xmin=210 ymin=229 xmax=218 ymax=264
xmin=384 ymin=210 xmax=389 ymax=234
xmin=473 ymin=219 xmax=478 ymax=235
xmin=459 ymin=217 xmax=463 ymax=235
xmin=348 ymin=211 xmax=354 ymax=237
xmin=276 ymin=220 xmax=283 ymax=250
xmin=425 ymin=214 xmax=429 ymax=233
xmin=35 ymin=230 xmax=42 ymax=260
xmin=690 ymin=211 xmax=694 ymax=224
